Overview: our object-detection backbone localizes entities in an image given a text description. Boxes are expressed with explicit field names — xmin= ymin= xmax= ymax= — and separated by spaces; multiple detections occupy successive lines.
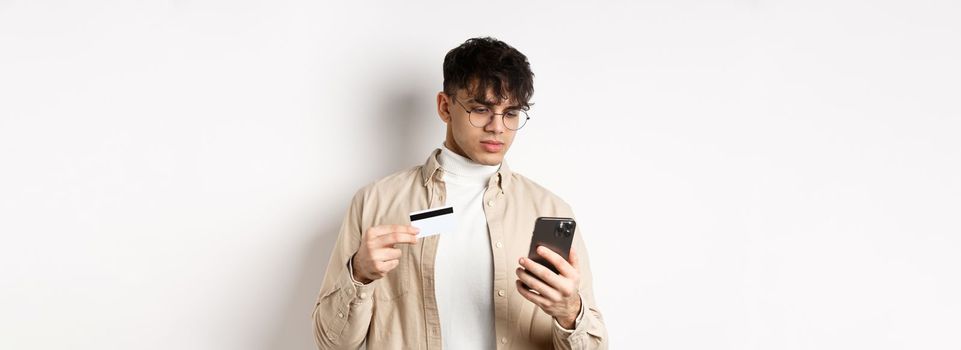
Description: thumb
xmin=569 ymin=247 xmax=579 ymax=271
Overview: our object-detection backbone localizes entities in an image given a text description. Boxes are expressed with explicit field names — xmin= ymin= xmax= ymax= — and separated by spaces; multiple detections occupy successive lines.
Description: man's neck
xmin=438 ymin=142 xmax=500 ymax=183
xmin=443 ymin=139 xmax=470 ymax=160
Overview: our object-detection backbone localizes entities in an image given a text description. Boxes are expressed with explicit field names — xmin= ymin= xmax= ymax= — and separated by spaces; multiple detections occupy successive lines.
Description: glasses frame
xmin=450 ymin=97 xmax=531 ymax=131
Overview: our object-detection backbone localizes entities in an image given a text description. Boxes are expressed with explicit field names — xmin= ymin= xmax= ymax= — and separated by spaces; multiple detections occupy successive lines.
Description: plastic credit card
xmin=409 ymin=206 xmax=455 ymax=238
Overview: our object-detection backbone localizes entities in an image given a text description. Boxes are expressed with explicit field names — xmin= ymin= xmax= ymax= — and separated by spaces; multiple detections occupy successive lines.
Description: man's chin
xmin=473 ymin=153 xmax=504 ymax=166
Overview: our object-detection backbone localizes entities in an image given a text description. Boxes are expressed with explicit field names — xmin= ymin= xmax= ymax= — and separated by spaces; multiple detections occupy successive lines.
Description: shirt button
xmin=337 ymin=312 xmax=344 ymax=318
xmin=501 ymin=337 xmax=508 ymax=344
xmin=498 ymin=289 xmax=505 ymax=297
xmin=359 ymin=292 xmax=367 ymax=299
xmin=487 ymin=200 xmax=495 ymax=207
xmin=495 ymin=241 xmax=503 ymax=248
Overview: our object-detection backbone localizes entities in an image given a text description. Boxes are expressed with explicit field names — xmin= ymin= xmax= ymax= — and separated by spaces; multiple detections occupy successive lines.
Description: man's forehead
xmin=456 ymin=88 xmax=517 ymax=107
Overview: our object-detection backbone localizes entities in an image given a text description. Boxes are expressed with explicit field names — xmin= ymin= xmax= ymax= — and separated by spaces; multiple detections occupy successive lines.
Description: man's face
xmin=436 ymin=87 xmax=523 ymax=166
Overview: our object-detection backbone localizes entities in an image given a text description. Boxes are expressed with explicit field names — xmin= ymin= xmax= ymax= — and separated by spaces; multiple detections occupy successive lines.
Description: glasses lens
xmin=505 ymin=110 xmax=529 ymax=130
xmin=468 ymin=111 xmax=491 ymax=128
xmin=466 ymin=108 xmax=529 ymax=130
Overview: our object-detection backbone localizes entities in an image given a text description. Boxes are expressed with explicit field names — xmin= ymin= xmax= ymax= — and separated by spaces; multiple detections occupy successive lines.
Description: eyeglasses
xmin=451 ymin=98 xmax=530 ymax=131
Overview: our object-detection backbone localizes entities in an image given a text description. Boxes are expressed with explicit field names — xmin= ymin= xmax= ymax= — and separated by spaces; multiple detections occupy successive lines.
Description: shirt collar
xmin=438 ymin=143 xmax=500 ymax=185
xmin=421 ymin=148 xmax=513 ymax=191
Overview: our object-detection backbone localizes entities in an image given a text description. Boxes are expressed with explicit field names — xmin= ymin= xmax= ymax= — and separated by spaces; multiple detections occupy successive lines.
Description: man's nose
xmin=484 ymin=114 xmax=505 ymax=133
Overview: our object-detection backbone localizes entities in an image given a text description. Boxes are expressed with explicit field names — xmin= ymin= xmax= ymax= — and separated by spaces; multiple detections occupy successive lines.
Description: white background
xmin=2 ymin=0 xmax=959 ymax=349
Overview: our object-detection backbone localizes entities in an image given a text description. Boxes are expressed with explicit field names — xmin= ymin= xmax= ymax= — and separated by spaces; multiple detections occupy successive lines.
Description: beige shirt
xmin=312 ymin=149 xmax=608 ymax=349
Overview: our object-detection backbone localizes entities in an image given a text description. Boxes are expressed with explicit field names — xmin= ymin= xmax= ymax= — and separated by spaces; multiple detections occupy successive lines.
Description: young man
xmin=312 ymin=37 xmax=608 ymax=349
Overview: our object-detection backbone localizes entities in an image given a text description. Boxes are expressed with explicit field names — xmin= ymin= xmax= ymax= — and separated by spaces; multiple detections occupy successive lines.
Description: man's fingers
xmin=374 ymin=259 xmax=400 ymax=274
xmin=374 ymin=231 xmax=419 ymax=247
xmin=535 ymin=246 xmax=577 ymax=278
xmin=568 ymin=247 xmax=579 ymax=270
xmin=371 ymin=247 xmax=402 ymax=262
xmin=515 ymin=280 xmax=551 ymax=307
xmin=518 ymin=256 xmax=562 ymax=288
xmin=515 ymin=268 xmax=561 ymax=302
xmin=368 ymin=224 xmax=420 ymax=239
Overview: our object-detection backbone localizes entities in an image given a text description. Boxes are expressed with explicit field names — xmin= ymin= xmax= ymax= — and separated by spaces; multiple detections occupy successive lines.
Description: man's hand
xmin=351 ymin=224 xmax=420 ymax=284
xmin=515 ymin=246 xmax=583 ymax=329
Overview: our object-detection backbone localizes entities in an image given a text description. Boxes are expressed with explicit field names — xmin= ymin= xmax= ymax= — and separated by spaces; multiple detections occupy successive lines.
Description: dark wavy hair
xmin=443 ymin=37 xmax=534 ymax=109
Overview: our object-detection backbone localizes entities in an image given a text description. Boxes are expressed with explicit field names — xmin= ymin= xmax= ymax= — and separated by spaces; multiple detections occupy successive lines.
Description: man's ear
xmin=436 ymin=91 xmax=451 ymax=123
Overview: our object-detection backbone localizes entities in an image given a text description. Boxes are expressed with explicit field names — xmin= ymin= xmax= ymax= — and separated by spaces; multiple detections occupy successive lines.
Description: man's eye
xmin=505 ymin=110 xmax=520 ymax=117
xmin=472 ymin=108 xmax=490 ymax=113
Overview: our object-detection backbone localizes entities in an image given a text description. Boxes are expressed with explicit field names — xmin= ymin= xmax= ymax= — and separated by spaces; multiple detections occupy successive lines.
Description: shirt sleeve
xmin=553 ymin=293 xmax=587 ymax=333
xmin=312 ymin=188 xmax=378 ymax=349
xmin=347 ymin=254 xmax=375 ymax=287
xmin=550 ymin=205 xmax=609 ymax=349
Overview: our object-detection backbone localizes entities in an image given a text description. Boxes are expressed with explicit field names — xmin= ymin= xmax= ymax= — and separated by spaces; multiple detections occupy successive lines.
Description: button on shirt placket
xmin=484 ymin=176 xmax=510 ymax=348
xmin=423 ymin=173 xmax=445 ymax=349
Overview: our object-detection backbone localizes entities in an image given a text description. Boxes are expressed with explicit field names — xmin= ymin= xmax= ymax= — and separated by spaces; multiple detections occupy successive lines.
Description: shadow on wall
xmin=372 ymin=90 xmax=435 ymax=177
xmin=366 ymin=49 xmax=442 ymax=177
xmin=265 ymin=69 xmax=436 ymax=350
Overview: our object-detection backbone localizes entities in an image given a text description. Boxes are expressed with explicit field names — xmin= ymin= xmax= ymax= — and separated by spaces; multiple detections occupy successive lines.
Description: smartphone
xmin=527 ymin=217 xmax=576 ymax=274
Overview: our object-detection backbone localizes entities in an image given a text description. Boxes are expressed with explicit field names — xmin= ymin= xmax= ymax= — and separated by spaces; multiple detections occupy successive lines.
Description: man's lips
xmin=480 ymin=140 xmax=504 ymax=152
